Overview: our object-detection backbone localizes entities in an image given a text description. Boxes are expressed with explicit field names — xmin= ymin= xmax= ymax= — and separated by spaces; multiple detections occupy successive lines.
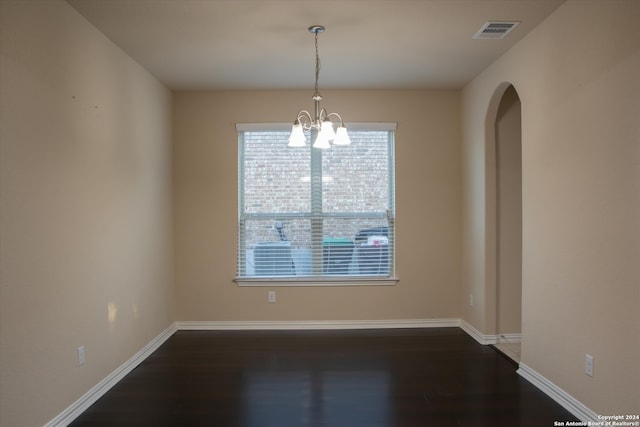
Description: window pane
xmin=241 ymin=218 xmax=312 ymax=277
xmin=323 ymin=217 xmax=390 ymax=276
xmin=243 ymin=132 xmax=311 ymax=214
xmin=322 ymin=131 xmax=390 ymax=213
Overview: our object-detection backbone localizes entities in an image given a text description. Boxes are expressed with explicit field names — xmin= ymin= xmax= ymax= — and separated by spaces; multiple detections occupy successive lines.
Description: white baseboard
xmin=517 ymin=363 xmax=599 ymax=423
xmin=45 ymin=323 xmax=178 ymax=427
xmin=176 ymin=318 xmax=461 ymax=331
xmin=498 ymin=333 xmax=522 ymax=344
xmin=458 ymin=319 xmax=499 ymax=345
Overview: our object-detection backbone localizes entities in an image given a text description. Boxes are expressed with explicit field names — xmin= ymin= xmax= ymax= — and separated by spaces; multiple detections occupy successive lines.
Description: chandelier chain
xmin=314 ymin=30 xmax=321 ymax=95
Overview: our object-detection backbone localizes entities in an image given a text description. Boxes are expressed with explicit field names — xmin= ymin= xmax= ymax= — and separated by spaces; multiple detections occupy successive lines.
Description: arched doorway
xmin=486 ymin=83 xmax=522 ymax=362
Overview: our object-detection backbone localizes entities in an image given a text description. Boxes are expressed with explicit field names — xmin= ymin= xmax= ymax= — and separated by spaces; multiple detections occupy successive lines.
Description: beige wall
xmin=461 ymin=0 xmax=640 ymax=414
xmin=173 ymin=90 xmax=461 ymax=322
xmin=0 ymin=1 xmax=174 ymax=426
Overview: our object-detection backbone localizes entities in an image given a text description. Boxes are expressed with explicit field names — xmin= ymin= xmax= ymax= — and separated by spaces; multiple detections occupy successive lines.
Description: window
xmin=236 ymin=123 xmax=396 ymax=285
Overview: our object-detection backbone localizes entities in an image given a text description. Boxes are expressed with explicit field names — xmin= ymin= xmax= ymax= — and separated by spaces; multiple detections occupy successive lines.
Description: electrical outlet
xmin=585 ymin=354 xmax=593 ymax=377
xmin=469 ymin=294 xmax=474 ymax=307
xmin=268 ymin=291 xmax=276 ymax=303
xmin=78 ymin=345 xmax=85 ymax=366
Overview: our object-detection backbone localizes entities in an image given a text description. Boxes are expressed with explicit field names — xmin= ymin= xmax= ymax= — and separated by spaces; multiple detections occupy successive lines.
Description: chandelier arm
xmin=296 ymin=110 xmax=314 ymax=129
xmin=318 ymin=108 xmax=329 ymax=122
xmin=325 ymin=112 xmax=344 ymax=125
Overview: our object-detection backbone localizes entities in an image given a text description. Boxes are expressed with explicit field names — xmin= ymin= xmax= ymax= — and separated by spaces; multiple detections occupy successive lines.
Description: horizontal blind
xmin=237 ymin=126 xmax=395 ymax=280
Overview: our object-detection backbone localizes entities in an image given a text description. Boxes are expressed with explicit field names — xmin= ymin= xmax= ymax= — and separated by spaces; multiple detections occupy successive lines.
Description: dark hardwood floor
xmin=70 ymin=328 xmax=577 ymax=426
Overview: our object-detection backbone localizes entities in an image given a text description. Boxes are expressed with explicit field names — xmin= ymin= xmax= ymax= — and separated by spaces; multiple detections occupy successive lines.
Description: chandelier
xmin=288 ymin=25 xmax=351 ymax=149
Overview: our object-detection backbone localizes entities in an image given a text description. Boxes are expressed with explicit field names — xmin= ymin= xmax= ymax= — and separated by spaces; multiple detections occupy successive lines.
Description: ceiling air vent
xmin=473 ymin=21 xmax=520 ymax=39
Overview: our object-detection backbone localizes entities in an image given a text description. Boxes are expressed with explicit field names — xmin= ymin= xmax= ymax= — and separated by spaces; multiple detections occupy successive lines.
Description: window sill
xmin=234 ymin=277 xmax=399 ymax=287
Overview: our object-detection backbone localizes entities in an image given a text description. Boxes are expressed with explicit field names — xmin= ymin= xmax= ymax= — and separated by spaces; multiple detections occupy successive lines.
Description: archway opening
xmin=490 ymin=84 xmax=522 ymax=362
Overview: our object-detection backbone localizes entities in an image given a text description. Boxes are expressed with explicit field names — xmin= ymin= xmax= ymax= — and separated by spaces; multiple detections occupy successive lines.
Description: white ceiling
xmin=66 ymin=0 xmax=565 ymax=91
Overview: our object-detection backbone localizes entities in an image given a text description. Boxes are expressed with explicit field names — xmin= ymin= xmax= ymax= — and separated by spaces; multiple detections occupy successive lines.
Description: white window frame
xmin=235 ymin=122 xmax=398 ymax=287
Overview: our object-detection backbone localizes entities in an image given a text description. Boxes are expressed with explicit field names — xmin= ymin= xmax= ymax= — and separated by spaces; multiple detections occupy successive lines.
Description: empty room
xmin=0 ymin=1 xmax=638 ymax=426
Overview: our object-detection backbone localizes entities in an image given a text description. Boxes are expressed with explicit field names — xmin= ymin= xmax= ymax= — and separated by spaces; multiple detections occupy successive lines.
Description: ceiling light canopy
xmin=288 ymin=25 xmax=351 ymax=149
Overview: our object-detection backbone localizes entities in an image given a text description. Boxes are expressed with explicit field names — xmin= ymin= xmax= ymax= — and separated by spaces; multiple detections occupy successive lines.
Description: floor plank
xmin=70 ymin=328 xmax=578 ymax=426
